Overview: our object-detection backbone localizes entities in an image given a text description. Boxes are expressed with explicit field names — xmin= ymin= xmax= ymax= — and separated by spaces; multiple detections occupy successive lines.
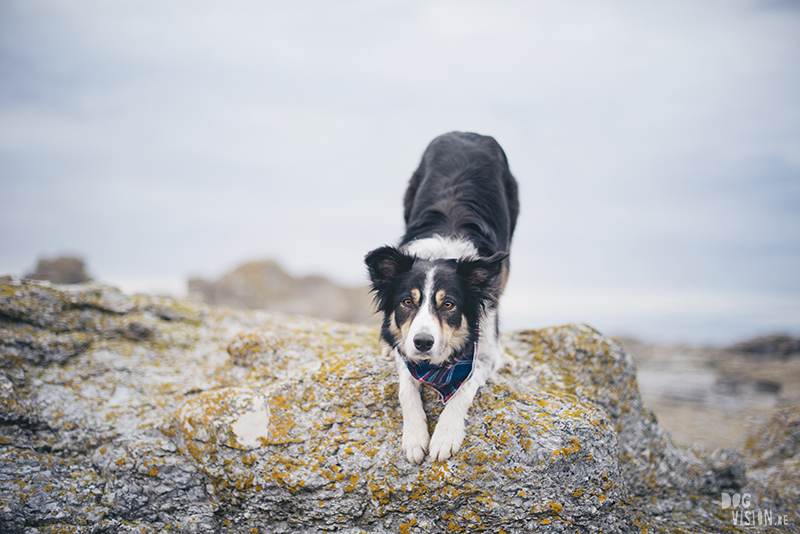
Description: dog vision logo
xmin=721 ymin=493 xmax=791 ymax=527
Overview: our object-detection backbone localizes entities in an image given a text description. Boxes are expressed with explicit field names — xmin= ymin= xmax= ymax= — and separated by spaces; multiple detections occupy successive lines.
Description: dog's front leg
xmin=394 ymin=350 xmax=429 ymax=464
xmin=428 ymin=351 xmax=494 ymax=462
xmin=427 ymin=378 xmax=478 ymax=462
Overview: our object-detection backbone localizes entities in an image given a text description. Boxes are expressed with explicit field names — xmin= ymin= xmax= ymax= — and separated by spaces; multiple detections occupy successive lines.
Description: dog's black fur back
xmin=401 ymin=132 xmax=519 ymax=257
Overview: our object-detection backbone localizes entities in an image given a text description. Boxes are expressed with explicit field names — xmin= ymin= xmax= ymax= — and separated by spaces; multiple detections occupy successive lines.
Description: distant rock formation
xmin=188 ymin=260 xmax=377 ymax=325
xmin=727 ymin=334 xmax=800 ymax=358
xmin=620 ymin=337 xmax=800 ymax=451
xmin=25 ymin=255 xmax=91 ymax=284
xmin=1 ymin=277 xmax=797 ymax=532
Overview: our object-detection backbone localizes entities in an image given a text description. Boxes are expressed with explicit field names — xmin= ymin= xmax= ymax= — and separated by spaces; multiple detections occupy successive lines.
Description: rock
xmin=0 ymin=278 xmax=797 ymax=533
xmin=188 ymin=260 xmax=377 ymax=325
xmin=24 ymin=256 xmax=92 ymax=284
xmin=727 ymin=335 xmax=800 ymax=358
xmin=742 ymin=406 xmax=800 ymax=521
xmin=620 ymin=337 xmax=800 ymax=452
xmin=0 ymin=372 xmax=42 ymax=428
xmin=744 ymin=406 xmax=800 ymax=469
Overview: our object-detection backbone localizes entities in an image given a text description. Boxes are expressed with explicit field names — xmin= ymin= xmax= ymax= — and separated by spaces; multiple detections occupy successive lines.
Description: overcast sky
xmin=1 ymin=0 xmax=798 ymax=344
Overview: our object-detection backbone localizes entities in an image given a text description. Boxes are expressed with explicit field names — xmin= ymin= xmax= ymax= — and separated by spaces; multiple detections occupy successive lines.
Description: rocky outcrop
xmin=728 ymin=335 xmax=800 ymax=358
xmin=621 ymin=337 xmax=800 ymax=452
xmin=0 ymin=277 xmax=797 ymax=533
xmin=188 ymin=260 xmax=377 ymax=325
xmin=24 ymin=256 xmax=91 ymax=285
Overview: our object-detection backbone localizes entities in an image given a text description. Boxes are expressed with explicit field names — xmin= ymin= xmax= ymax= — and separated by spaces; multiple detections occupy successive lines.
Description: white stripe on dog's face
xmin=404 ymin=267 xmax=443 ymax=362
xmin=392 ymin=259 xmax=473 ymax=365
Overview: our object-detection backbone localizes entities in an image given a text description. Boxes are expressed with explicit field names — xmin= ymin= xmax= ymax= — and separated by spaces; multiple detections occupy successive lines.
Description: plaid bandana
xmin=404 ymin=331 xmax=479 ymax=404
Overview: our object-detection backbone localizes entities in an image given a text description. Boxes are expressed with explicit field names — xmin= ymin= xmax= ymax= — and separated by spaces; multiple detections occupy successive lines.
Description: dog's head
xmin=365 ymin=246 xmax=507 ymax=365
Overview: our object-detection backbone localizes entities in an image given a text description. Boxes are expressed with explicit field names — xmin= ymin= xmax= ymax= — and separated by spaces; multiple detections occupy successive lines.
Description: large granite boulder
xmin=0 ymin=277 xmax=797 ymax=533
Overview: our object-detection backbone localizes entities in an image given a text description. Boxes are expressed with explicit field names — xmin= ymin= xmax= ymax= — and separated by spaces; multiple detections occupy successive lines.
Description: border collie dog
xmin=365 ymin=132 xmax=519 ymax=463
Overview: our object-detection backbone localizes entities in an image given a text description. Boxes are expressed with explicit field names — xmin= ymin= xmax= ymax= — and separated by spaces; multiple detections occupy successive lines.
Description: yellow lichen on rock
xmin=2 ymin=279 xmax=796 ymax=533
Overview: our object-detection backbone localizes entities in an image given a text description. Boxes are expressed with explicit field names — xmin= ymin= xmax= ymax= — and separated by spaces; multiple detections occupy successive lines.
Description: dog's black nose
xmin=413 ymin=334 xmax=435 ymax=352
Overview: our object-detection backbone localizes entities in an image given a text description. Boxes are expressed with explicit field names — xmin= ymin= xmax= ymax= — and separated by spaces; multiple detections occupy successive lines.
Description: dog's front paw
xmin=428 ymin=419 xmax=466 ymax=462
xmin=402 ymin=422 xmax=430 ymax=464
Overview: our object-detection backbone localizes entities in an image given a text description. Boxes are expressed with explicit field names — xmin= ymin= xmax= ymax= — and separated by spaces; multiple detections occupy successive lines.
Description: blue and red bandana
xmin=404 ymin=332 xmax=479 ymax=404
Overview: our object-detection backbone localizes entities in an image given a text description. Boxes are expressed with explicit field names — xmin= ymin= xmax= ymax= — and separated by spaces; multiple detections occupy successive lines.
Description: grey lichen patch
xmin=0 ymin=277 xmax=68 ymax=326
xmin=0 ymin=446 xmax=108 ymax=528
xmin=744 ymin=405 xmax=800 ymax=469
xmin=739 ymin=406 xmax=800 ymax=527
xmin=0 ymin=322 xmax=94 ymax=367
xmin=0 ymin=372 xmax=40 ymax=427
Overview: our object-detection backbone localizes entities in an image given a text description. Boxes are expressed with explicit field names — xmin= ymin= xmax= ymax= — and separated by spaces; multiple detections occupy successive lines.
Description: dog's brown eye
xmin=443 ymin=301 xmax=454 ymax=309
xmin=402 ymin=298 xmax=413 ymax=307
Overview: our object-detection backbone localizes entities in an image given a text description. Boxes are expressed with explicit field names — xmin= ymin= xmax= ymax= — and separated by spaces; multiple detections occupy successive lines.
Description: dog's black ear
xmin=457 ymin=252 xmax=509 ymax=302
xmin=364 ymin=246 xmax=414 ymax=292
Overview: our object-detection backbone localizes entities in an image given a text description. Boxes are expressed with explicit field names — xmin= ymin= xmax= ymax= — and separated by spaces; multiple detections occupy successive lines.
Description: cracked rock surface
xmin=0 ymin=276 xmax=797 ymax=533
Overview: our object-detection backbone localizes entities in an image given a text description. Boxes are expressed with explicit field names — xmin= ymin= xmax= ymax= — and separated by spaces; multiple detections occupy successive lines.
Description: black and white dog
xmin=365 ymin=132 xmax=519 ymax=463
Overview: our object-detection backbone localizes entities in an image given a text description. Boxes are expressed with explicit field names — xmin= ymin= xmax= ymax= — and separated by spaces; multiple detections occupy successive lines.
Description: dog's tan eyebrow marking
xmin=435 ymin=289 xmax=447 ymax=307
xmin=410 ymin=288 xmax=421 ymax=306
